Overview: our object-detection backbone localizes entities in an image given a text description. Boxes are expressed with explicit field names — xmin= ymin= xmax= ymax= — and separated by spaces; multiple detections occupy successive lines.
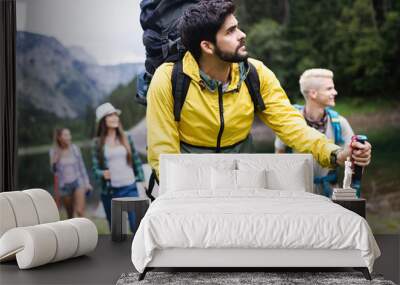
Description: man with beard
xmin=146 ymin=0 xmax=371 ymax=178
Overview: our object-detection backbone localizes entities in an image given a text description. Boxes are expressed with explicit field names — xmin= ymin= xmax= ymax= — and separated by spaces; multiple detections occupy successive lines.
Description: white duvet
xmin=131 ymin=190 xmax=380 ymax=273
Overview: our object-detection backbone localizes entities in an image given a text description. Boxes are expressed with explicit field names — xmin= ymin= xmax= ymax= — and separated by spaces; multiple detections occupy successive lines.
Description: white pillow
xmin=236 ymin=169 xmax=267 ymax=189
xmin=237 ymin=159 xmax=308 ymax=192
xmin=167 ymin=162 xmax=211 ymax=192
xmin=266 ymin=167 xmax=306 ymax=192
xmin=211 ymin=168 xmax=237 ymax=190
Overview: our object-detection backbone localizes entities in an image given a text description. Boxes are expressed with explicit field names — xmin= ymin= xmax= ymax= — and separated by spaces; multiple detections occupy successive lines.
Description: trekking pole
xmin=53 ymin=174 xmax=61 ymax=208
xmin=351 ymin=135 xmax=368 ymax=198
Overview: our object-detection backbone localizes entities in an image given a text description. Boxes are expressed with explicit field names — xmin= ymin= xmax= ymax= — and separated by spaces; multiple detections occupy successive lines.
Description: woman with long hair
xmin=50 ymin=128 xmax=92 ymax=218
xmin=92 ymin=103 xmax=145 ymax=232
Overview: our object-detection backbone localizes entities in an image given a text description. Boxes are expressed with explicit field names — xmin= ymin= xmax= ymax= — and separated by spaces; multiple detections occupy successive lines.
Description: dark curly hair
xmin=180 ymin=0 xmax=236 ymax=60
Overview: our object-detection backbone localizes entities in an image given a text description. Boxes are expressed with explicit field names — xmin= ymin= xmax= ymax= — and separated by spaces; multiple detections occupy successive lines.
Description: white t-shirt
xmin=104 ymin=144 xmax=135 ymax=188
xmin=274 ymin=115 xmax=354 ymax=194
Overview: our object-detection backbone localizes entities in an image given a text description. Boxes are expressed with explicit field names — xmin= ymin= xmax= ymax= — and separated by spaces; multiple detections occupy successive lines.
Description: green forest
xmin=236 ymin=0 xmax=400 ymax=101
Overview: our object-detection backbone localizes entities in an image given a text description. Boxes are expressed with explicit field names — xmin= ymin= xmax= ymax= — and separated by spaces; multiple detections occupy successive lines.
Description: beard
xmin=215 ymin=42 xmax=248 ymax=63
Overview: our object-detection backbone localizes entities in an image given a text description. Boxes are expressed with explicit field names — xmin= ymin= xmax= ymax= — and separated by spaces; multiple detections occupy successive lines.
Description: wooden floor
xmin=0 ymin=235 xmax=398 ymax=285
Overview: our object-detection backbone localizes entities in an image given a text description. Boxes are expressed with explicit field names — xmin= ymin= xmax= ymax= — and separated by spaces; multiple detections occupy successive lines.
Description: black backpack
xmin=136 ymin=0 xmax=199 ymax=105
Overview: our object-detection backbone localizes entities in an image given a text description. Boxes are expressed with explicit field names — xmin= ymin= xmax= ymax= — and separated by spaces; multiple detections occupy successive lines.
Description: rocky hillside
xmin=16 ymin=31 xmax=143 ymax=119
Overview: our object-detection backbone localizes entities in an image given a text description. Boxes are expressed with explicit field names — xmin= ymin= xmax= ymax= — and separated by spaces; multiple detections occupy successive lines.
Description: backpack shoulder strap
xmin=171 ymin=60 xmax=191 ymax=121
xmin=244 ymin=61 xmax=266 ymax=112
xmin=325 ymin=108 xmax=344 ymax=145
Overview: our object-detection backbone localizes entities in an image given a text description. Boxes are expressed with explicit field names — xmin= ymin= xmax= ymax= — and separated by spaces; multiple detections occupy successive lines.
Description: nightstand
xmin=332 ymin=198 xmax=366 ymax=218
xmin=111 ymin=197 xmax=150 ymax=242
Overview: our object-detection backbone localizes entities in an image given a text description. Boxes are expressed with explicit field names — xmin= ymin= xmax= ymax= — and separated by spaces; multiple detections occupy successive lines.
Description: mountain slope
xmin=16 ymin=31 xmax=101 ymax=118
xmin=16 ymin=31 xmax=144 ymax=119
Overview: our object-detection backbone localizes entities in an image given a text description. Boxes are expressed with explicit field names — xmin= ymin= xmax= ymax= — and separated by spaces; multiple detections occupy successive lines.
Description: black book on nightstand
xmin=332 ymin=198 xmax=366 ymax=218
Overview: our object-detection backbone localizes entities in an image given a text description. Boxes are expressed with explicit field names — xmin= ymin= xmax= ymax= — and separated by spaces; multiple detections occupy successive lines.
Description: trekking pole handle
xmin=351 ymin=135 xmax=368 ymax=197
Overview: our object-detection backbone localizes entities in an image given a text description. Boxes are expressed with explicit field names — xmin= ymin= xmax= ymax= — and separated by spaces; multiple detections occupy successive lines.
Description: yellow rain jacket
xmin=147 ymin=52 xmax=340 ymax=176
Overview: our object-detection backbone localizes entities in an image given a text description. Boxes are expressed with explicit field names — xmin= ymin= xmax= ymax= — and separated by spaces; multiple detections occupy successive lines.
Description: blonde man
xmin=275 ymin=68 xmax=354 ymax=196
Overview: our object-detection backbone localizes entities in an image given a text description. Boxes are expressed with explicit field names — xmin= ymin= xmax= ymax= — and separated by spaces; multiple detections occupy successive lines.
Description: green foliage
xmin=380 ymin=10 xmax=400 ymax=91
xmin=106 ymin=79 xmax=146 ymax=130
xmin=236 ymin=0 xmax=400 ymax=99
xmin=236 ymin=0 xmax=290 ymax=30
xmin=333 ymin=0 xmax=385 ymax=94
xmin=247 ymin=19 xmax=290 ymax=84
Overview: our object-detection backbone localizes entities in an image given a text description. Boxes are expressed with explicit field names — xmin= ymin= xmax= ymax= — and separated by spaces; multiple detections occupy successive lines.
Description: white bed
xmin=131 ymin=154 xmax=380 ymax=280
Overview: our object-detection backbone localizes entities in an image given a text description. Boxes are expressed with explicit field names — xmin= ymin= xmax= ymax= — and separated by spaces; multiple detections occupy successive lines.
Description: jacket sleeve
xmin=146 ymin=63 xmax=180 ymax=177
xmin=252 ymin=60 xmax=340 ymax=168
xmin=91 ymin=139 xmax=104 ymax=182
xmin=128 ymin=134 xmax=145 ymax=182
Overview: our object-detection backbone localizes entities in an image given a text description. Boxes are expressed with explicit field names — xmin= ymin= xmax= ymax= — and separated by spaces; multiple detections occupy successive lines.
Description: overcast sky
xmin=16 ymin=0 xmax=145 ymax=65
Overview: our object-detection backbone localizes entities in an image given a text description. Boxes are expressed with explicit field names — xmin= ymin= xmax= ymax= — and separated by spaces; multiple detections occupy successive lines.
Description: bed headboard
xmin=159 ymin=154 xmax=314 ymax=194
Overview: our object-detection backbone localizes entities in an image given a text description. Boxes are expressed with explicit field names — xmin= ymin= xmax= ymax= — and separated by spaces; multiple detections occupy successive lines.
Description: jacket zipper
xmin=216 ymin=84 xmax=224 ymax=153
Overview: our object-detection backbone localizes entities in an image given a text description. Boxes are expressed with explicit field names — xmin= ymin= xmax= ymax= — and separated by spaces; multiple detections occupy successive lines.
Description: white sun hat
xmin=95 ymin=102 xmax=121 ymax=122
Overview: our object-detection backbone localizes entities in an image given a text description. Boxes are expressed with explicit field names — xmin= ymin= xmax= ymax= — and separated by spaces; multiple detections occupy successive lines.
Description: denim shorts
xmin=60 ymin=180 xmax=80 ymax=197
